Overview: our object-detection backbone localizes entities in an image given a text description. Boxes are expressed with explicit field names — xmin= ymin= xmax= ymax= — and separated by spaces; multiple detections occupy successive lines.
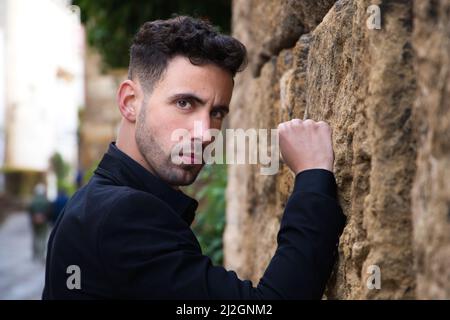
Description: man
xmin=43 ymin=16 xmax=346 ymax=299
xmin=29 ymin=183 xmax=50 ymax=262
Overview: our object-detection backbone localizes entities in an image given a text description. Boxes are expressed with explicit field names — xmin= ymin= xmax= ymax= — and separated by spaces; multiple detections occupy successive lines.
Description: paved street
xmin=0 ymin=212 xmax=47 ymax=300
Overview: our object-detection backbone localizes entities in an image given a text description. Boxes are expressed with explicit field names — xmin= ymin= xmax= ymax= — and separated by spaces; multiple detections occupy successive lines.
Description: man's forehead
xmin=160 ymin=59 xmax=233 ymax=95
xmin=164 ymin=56 xmax=233 ymax=83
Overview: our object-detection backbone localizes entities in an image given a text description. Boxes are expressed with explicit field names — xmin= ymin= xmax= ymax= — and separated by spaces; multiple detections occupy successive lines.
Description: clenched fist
xmin=278 ymin=119 xmax=334 ymax=175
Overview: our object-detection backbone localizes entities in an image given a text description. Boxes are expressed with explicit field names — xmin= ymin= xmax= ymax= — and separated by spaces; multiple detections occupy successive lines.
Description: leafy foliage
xmin=50 ymin=152 xmax=76 ymax=196
xmin=82 ymin=160 xmax=100 ymax=186
xmin=73 ymin=0 xmax=232 ymax=69
xmin=185 ymin=164 xmax=227 ymax=266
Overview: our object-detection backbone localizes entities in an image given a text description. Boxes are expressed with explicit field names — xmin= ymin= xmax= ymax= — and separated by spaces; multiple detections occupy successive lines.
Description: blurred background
xmin=0 ymin=0 xmax=230 ymax=299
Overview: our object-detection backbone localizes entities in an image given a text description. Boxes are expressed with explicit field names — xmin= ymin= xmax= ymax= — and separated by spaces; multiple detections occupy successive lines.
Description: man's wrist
xmin=294 ymin=164 xmax=333 ymax=175
xmin=293 ymin=168 xmax=338 ymax=199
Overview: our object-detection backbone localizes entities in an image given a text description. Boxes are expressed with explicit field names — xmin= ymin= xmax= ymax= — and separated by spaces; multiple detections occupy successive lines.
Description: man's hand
xmin=278 ymin=119 xmax=334 ymax=175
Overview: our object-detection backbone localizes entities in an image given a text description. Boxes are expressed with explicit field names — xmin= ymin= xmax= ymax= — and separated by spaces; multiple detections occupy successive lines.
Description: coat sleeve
xmin=97 ymin=169 xmax=346 ymax=299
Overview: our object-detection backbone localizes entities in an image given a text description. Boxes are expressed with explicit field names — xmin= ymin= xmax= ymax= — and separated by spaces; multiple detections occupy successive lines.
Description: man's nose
xmin=193 ymin=116 xmax=213 ymax=143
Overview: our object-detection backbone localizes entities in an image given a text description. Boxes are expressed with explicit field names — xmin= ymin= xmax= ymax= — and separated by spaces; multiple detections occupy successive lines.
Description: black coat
xmin=42 ymin=142 xmax=346 ymax=299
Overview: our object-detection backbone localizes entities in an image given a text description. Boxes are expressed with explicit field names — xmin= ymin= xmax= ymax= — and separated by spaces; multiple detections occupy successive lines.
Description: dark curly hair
xmin=128 ymin=15 xmax=247 ymax=92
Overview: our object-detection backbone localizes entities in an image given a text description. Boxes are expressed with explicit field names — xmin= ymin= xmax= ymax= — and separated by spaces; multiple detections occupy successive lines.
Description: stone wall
xmin=412 ymin=0 xmax=450 ymax=299
xmin=224 ymin=0 xmax=450 ymax=299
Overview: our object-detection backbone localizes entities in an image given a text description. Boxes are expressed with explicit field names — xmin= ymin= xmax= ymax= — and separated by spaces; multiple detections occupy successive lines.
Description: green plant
xmin=50 ymin=152 xmax=76 ymax=196
xmin=82 ymin=160 xmax=100 ymax=186
xmin=72 ymin=0 xmax=232 ymax=70
xmin=185 ymin=164 xmax=227 ymax=266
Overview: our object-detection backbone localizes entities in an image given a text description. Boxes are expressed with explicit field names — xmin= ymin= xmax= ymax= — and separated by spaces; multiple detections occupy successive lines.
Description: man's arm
xmin=259 ymin=168 xmax=345 ymax=299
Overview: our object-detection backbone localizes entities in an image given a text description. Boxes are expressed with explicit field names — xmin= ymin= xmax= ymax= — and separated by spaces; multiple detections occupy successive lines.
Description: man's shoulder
xmin=93 ymin=185 xmax=178 ymax=228
xmin=107 ymin=187 xmax=168 ymax=215
xmin=62 ymin=180 xmax=166 ymax=226
xmin=84 ymin=175 xmax=165 ymax=209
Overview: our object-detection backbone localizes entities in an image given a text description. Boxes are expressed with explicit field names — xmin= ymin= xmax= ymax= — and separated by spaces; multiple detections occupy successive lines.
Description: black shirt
xmin=42 ymin=142 xmax=346 ymax=299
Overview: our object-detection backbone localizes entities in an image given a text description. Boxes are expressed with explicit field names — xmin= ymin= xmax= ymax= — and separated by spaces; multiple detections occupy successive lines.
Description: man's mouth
xmin=179 ymin=150 xmax=203 ymax=164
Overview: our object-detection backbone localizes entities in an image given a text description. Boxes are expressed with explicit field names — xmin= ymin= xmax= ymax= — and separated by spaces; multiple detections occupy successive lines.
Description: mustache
xmin=173 ymin=140 xmax=206 ymax=155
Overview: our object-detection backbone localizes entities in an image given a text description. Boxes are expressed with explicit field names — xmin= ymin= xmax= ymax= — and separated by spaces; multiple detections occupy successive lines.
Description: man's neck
xmin=115 ymin=133 xmax=180 ymax=191
xmin=116 ymin=139 xmax=152 ymax=172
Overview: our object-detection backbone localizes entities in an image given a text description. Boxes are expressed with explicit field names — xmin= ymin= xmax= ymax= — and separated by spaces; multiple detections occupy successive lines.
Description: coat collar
xmin=94 ymin=142 xmax=198 ymax=226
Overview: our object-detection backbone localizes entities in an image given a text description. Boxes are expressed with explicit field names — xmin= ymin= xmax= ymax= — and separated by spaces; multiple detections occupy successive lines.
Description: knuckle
xmin=290 ymin=118 xmax=302 ymax=127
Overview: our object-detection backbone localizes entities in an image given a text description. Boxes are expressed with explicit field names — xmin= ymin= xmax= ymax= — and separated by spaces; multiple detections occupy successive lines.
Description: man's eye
xmin=211 ymin=110 xmax=225 ymax=120
xmin=176 ymin=99 xmax=192 ymax=109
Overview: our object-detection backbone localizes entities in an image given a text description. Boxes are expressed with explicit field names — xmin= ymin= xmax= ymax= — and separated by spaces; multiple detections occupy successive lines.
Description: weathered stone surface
xmin=307 ymin=0 xmax=417 ymax=299
xmin=232 ymin=0 xmax=334 ymax=77
xmin=224 ymin=52 xmax=289 ymax=283
xmin=225 ymin=0 xmax=450 ymax=299
xmin=412 ymin=0 xmax=450 ymax=299
xmin=226 ymin=0 xmax=333 ymax=287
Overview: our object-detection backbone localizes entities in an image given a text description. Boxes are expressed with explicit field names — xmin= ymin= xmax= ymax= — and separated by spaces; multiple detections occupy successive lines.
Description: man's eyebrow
xmin=168 ymin=92 xmax=229 ymax=113
xmin=169 ymin=92 xmax=206 ymax=105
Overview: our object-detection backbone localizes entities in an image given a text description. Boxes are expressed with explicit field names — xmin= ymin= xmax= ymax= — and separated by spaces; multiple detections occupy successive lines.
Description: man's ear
xmin=117 ymin=79 xmax=140 ymax=122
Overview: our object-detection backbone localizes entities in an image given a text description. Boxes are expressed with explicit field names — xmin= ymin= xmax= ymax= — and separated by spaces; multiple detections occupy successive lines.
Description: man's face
xmin=135 ymin=55 xmax=233 ymax=186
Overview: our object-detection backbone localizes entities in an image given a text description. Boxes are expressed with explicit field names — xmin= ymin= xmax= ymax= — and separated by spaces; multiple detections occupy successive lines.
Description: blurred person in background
xmin=50 ymin=189 xmax=69 ymax=226
xmin=28 ymin=183 xmax=50 ymax=262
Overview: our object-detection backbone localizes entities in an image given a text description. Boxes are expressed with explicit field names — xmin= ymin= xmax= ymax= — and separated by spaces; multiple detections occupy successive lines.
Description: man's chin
xmin=164 ymin=163 xmax=203 ymax=186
